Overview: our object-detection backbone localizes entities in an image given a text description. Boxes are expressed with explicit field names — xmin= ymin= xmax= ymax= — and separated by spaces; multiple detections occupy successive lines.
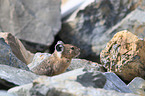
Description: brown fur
xmin=31 ymin=41 xmax=80 ymax=76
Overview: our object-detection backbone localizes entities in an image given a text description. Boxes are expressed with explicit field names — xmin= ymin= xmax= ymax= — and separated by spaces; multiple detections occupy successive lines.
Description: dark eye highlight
xmin=71 ymin=47 xmax=74 ymax=50
xmin=56 ymin=44 xmax=64 ymax=52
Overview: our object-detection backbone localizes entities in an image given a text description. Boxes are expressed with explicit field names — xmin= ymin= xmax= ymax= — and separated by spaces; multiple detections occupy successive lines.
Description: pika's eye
xmin=56 ymin=44 xmax=64 ymax=52
xmin=71 ymin=47 xmax=74 ymax=50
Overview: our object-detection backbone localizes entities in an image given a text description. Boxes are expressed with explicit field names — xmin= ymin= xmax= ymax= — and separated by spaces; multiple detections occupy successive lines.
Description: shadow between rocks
xmin=0 ymin=79 xmax=16 ymax=90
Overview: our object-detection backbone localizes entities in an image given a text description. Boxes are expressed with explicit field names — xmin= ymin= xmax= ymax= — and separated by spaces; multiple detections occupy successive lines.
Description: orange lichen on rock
xmin=100 ymin=30 xmax=145 ymax=82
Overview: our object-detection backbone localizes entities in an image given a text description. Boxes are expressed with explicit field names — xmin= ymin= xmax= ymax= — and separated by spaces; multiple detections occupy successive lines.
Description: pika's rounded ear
xmin=55 ymin=41 xmax=64 ymax=52
xmin=56 ymin=41 xmax=64 ymax=45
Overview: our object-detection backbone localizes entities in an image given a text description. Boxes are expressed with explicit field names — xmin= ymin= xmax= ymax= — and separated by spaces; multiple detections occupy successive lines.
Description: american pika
xmin=31 ymin=41 xmax=80 ymax=76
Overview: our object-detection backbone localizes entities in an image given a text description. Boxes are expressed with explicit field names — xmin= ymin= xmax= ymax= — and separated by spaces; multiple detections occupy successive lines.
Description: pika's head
xmin=55 ymin=41 xmax=80 ymax=59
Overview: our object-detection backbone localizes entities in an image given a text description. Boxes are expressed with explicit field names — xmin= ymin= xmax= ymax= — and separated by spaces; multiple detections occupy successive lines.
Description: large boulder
xmin=9 ymin=85 xmax=137 ymax=96
xmin=8 ymin=68 xmax=138 ymax=96
xmin=100 ymin=30 xmax=145 ymax=82
xmin=8 ymin=68 xmax=105 ymax=96
xmin=59 ymin=0 xmax=141 ymax=61
xmin=0 ymin=0 xmax=61 ymax=45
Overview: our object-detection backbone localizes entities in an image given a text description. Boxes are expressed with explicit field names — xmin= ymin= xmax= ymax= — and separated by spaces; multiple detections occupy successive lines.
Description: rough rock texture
xmin=103 ymin=72 xmax=132 ymax=93
xmin=9 ymin=85 xmax=138 ymax=96
xmin=8 ymin=68 xmax=138 ymax=96
xmin=105 ymin=8 xmax=145 ymax=39
xmin=0 ymin=32 xmax=34 ymax=64
xmin=128 ymin=77 xmax=145 ymax=95
xmin=28 ymin=53 xmax=105 ymax=73
xmin=100 ymin=30 xmax=145 ymax=82
xmin=59 ymin=0 xmax=141 ymax=61
xmin=68 ymin=59 xmax=106 ymax=72
xmin=0 ymin=0 xmax=61 ymax=45
xmin=0 ymin=37 xmax=29 ymax=71
xmin=30 ymin=67 xmax=106 ymax=88
xmin=8 ymin=84 xmax=33 ymax=96
xmin=0 ymin=65 xmax=39 ymax=87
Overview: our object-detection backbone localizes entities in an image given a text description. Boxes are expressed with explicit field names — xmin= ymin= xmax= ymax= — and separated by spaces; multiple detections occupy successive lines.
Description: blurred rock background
xmin=0 ymin=0 xmax=145 ymax=96
xmin=1 ymin=0 xmax=145 ymax=62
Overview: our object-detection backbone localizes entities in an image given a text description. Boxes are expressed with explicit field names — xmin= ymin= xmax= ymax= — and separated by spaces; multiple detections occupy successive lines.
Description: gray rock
xmin=47 ymin=68 xmax=106 ymax=87
xmin=100 ymin=31 xmax=145 ymax=82
xmin=29 ymin=83 xmax=137 ymax=96
xmin=8 ymin=68 xmax=104 ymax=96
xmin=8 ymin=84 xmax=32 ymax=96
xmin=29 ymin=70 xmax=106 ymax=96
xmin=103 ymin=72 xmax=132 ymax=93
xmin=0 ymin=90 xmax=17 ymax=96
xmin=8 ymin=85 xmax=139 ymax=96
xmin=104 ymin=8 xmax=145 ymax=39
xmin=0 ymin=0 xmax=61 ymax=45
xmin=8 ymin=69 xmax=138 ymax=96
xmin=0 ymin=37 xmax=29 ymax=71
xmin=59 ymin=0 xmax=140 ymax=61
xmin=68 ymin=59 xmax=106 ymax=72
xmin=128 ymin=77 xmax=145 ymax=95
xmin=0 ymin=65 xmax=39 ymax=87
